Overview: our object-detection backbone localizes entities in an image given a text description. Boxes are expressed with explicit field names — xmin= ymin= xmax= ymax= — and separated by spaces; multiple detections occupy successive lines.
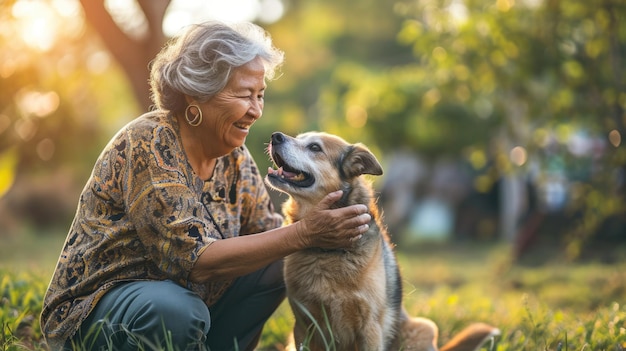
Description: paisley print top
xmin=40 ymin=111 xmax=283 ymax=349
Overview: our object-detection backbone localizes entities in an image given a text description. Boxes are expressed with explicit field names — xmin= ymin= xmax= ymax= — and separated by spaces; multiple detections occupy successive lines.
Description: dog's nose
xmin=271 ymin=132 xmax=285 ymax=145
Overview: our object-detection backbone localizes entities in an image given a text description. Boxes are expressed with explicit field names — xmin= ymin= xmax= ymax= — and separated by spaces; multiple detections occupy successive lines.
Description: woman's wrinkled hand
xmin=295 ymin=190 xmax=371 ymax=250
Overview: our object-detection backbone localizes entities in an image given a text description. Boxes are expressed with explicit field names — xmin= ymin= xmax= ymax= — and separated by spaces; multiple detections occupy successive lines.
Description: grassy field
xmin=1 ymin=231 xmax=625 ymax=350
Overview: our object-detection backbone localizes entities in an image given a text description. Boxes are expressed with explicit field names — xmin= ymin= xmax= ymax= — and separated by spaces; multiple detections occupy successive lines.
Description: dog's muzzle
xmin=267 ymin=132 xmax=315 ymax=187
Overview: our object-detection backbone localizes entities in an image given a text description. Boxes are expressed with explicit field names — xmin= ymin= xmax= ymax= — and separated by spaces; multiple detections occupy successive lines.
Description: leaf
xmin=0 ymin=147 xmax=18 ymax=198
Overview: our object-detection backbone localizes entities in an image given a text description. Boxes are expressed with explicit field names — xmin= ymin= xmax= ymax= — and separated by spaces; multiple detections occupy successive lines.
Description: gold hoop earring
xmin=185 ymin=104 xmax=203 ymax=126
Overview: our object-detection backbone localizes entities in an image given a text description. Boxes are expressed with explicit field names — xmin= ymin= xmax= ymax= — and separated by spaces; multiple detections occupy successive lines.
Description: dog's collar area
xmin=332 ymin=184 xmax=353 ymax=209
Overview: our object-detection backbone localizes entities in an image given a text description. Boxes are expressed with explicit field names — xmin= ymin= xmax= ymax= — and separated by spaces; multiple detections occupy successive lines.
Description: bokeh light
xmin=12 ymin=0 xmax=58 ymax=51
xmin=10 ymin=0 xmax=84 ymax=52
xmin=16 ymin=90 xmax=60 ymax=118
xmin=608 ymin=129 xmax=621 ymax=147
xmin=510 ymin=146 xmax=527 ymax=166
xmin=37 ymin=138 xmax=56 ymax=161
xmin=345 ymin=105 xmax=368 ymax=128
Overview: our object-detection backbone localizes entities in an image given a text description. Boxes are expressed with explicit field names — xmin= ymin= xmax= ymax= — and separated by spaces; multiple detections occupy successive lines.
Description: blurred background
xmin=1 ymin=0 xmax=625 ymax=265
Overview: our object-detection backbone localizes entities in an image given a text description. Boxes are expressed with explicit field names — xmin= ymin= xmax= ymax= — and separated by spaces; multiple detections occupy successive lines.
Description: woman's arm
xmin=189 ymin=190 xmax=370 ymax=282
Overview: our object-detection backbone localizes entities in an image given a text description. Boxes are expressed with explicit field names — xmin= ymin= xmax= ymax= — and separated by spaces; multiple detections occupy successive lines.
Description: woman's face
xmin=195 ymin=57 xmax=267 ymax=156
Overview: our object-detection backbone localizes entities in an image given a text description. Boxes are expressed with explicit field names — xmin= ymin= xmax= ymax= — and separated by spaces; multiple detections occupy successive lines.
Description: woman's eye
xmin=308 ymin=143 xmax=322 ymax=152
xmin=238 ymin=95 xmax=263 ymax=100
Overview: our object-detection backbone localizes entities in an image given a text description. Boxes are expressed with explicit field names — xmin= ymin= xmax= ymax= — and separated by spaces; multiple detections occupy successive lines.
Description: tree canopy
xmin=0 ymin=0 xmax=624 ymax=249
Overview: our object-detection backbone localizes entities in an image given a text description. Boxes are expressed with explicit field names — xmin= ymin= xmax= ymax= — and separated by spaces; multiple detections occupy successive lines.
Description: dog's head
xmin=264 ymin=131 xmax=383 ymax=204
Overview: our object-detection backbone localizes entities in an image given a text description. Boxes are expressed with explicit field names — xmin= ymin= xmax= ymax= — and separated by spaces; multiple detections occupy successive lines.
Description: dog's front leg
xmin=292 ymin=321 xmax=310 ymax=351
xmin=356 ymin=324 xmax=385 ymax=351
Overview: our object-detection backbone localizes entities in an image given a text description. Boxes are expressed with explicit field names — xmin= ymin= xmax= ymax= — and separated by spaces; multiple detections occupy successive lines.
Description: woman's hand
xmin=191 ymin=190 xmax=371 ymax=282
xmin=295 ymin=190 xmax=371 ymax=250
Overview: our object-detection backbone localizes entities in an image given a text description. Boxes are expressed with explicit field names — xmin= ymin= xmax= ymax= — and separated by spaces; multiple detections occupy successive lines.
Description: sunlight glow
xmin=16 ymin=90 xmax=60 ymax=118
xmin=520 ymin=0 xmax=543 ymax=8
xmin=447 ymin=0 xmax=468 ymax=24
xmin=10 ymin=0 xmax=84 ymax=53
xmin=105 ymin=0 xmax=148 ymax=39
xmin=164 ymin=0 xmax=284 ymax=37
xmin=12 ymin=1 xmax=58 ymax=51
xmin=165 ymin=0 xmax=256 ymax=36
xmin=257 ymin=0 xmax=285 ymax=23
xmin=51 ymin=0 xmax=82 ymax=17
xmin=9 ymin=0 xmax=284 ymax=51
xmin=87 ymin=51 xmax=112 ymax=74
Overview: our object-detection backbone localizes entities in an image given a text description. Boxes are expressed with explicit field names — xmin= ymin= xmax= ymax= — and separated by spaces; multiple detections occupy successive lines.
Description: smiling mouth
xmin=267 ymin=151 xmax=315 ymax=187
xmin=234 ymin=122 xmax=252 ymax=130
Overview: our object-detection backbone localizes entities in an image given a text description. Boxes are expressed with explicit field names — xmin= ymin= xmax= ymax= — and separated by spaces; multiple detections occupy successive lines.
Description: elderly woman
xmin=41 ymin=21 xmax=371 ymax=351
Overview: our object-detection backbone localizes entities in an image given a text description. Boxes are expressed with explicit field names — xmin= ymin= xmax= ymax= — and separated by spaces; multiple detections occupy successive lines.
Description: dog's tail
xmin=439 ymin=323 xmax=500 ymax=351
xmin=398 ymin=309 xmax=500 ymax=351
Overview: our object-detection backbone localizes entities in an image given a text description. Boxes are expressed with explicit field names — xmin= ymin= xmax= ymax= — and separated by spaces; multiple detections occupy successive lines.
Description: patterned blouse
xmin=40 ymin=111 xmax=283 ymax=349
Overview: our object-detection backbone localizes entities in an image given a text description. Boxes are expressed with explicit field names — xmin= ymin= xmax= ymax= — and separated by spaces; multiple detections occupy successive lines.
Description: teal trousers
xmin=68 ymin=260 xmax=285 ymax=351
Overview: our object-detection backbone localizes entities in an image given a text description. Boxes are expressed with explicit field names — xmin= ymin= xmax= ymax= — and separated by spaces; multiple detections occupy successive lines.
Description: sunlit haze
xmin=7 ymin=0 xmax=285 ymax=54
xmin=9 ymin=0 xmax=83 ymax=52
xmin=164 ymin=0 xmax=284 ymax=36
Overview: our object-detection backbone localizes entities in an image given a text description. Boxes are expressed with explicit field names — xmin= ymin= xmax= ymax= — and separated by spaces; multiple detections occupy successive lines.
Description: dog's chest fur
xmin=282 ymin=185 xmax=402 ymax=350
xmin=284 ymin=224 xmax=385 ymax=294
xmin=282 ymin=180 xmax=387 ymax=295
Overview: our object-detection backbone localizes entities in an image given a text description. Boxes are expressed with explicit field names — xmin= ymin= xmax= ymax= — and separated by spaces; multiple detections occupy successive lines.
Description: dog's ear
xmin=340 ymin=143 xmax=383 ymax=179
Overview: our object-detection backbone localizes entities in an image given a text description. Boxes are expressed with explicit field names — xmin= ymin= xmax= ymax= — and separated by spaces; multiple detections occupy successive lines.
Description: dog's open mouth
xmin=267 ymin=152 xmax=315 ymax=187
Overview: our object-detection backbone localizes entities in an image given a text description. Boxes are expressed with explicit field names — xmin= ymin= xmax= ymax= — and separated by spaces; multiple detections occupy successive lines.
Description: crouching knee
xmin=125 ymin=281 xmax=211 ymax=350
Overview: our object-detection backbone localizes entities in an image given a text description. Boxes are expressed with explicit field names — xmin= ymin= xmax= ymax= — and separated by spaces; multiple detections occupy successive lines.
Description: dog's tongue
xmin=267 ymin=166 xmax=298 ymax=179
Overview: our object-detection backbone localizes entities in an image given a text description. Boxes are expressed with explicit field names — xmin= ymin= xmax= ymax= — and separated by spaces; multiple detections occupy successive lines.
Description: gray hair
xmin=149 ymin=21 xmax=284 ymax=114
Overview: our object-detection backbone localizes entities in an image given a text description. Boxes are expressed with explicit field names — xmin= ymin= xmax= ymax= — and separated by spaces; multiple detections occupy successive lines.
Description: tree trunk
xmin=79 ymin=0 xmax=171 ymax=112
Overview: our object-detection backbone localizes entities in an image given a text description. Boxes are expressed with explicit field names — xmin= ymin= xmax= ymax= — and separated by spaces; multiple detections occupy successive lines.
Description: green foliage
xmin=0 ymin=148 xmax=18 ymax=199
xmin=2 ymin=0 xmax=625 ymax=245
xmin=0 ymin=270 xmax=47 ymax=351
xmin=257 ymin=0 xmax=626 ymax=249
xmin=2 ymin=243 xmax=626 ymax=350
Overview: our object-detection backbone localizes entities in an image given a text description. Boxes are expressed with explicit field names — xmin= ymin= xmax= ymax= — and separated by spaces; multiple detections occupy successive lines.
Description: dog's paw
xmin=398 ymin=316 xmax=439 ymax=351
xmin=278 ymin=332 xmax=297 ymax=351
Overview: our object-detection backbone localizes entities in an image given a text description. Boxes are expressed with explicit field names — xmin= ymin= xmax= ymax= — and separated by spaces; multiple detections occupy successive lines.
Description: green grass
xmin=394 ymin=243 xmax=626 ymax=350
xmin=1 ymin=234 xmax=625 ymax=350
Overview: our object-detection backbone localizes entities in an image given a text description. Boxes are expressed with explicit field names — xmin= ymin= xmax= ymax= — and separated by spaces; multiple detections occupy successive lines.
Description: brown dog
xmin=265 ymin=131 xmax=499 ymax=351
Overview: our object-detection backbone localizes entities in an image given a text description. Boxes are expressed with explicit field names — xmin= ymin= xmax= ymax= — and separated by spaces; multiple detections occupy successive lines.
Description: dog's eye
xmin=307 ymin=143 xmax=322 ymax=152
